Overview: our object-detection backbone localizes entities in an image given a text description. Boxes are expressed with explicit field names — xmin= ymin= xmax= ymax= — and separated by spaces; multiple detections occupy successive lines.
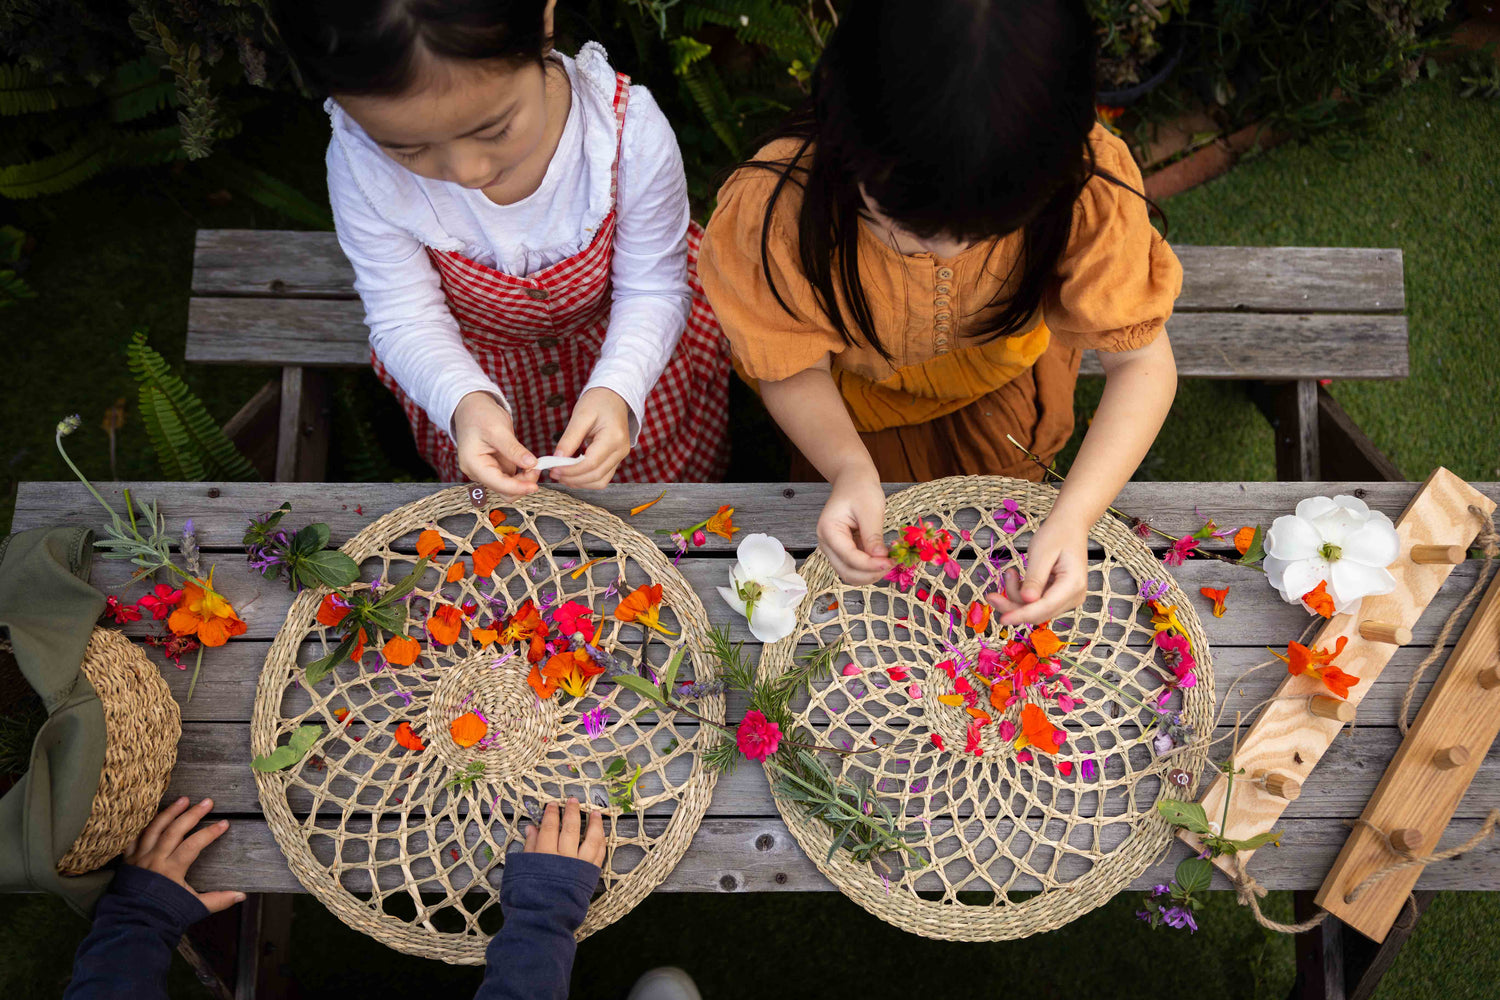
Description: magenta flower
xmin=996 ymin=499 xmax=1027 ymax=533
xmin=691 ymin=529 xmax=707 ymax=547
xmin=1155 ymin=631 xmax=1197 ymax=681
xmin=1163 ymin=536 xmax=1197 ymax=567
xmin=884 ymin=564 xmax=916 ymax=591
xmin=135 ymin=583 xmax=183 ymax=621
xmin=735 ymin=710 xmax=782 ymax=762
xmin=580 ymin=707 xmax=611 ymax=740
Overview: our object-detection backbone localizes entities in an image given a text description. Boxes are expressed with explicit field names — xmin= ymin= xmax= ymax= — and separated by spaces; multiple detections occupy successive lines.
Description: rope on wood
xmin=757 ymin=477 xmax=1217 ymax=941
xmin=1398 ymin=505 xmax=1499 ymax=736
xmin=1341 ymin=809 xmax=1500 ymax=904
xmin=252 ymin=486 xmax=721 ymax=964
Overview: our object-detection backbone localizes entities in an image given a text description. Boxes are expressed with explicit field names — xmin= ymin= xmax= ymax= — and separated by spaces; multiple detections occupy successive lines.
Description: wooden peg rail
xmin=1179 ymin=468 xmax=1496 ymax=887
xmin=1316 ymin=565 xmax=1500 ymax=940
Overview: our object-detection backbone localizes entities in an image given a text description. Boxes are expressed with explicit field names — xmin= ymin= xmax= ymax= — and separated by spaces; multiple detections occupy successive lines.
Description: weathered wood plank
xmin=17 ymin=481 xmax=1499 ymax=556
xmin=180 ymin=815 xmax=1500 ymax=894
xmin=186 ymin=296 xmax=1410 ymax=380
xmin=190 ymin=232 xmax=1406 ymax=314
xmin=164 ymin=722 xmax=1500 ymax=820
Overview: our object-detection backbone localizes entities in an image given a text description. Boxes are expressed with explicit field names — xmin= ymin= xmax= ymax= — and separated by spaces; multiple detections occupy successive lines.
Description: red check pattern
xmin=372 ymin=72 xmax=730 ymax=484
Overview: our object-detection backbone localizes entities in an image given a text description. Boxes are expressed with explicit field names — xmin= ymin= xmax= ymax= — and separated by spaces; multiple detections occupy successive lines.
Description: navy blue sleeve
xmin=63 ymin=864 xmax=209 ymax=1000
xmin=475 ymin=851 xmax=600 ymax=1000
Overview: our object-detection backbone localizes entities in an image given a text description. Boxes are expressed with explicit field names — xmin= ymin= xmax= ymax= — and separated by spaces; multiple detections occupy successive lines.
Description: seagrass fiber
xmin=759 ymin=477 xmax=1215 ymax=940
xmin=252 ymin=487 xmax=721 ymax=963
xmin=56 ymin=628 xmax=181 ymax=875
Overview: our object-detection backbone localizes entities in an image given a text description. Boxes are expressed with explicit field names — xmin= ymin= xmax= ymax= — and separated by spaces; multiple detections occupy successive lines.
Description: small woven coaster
xmin=252 ymin=486 xmax=721 ymax=963
xmin=759 ymin=477 xmax=1214 ymax=941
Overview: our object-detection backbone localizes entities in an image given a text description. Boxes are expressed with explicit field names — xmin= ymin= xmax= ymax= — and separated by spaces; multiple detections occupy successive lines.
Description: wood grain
xmin=1184 ymin=469 xmax=1498 ymax=874
xmin=186 ymin=296 xmax=1410 ymax=380
xmin=1317 ymin=570 xmax=1500 ymax=941
xmin=190 ymin=231 xmax=1406 ymax=314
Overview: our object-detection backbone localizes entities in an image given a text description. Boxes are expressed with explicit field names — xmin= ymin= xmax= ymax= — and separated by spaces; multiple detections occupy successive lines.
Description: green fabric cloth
xmin=0 ymin=527 xmax=112 ymax=915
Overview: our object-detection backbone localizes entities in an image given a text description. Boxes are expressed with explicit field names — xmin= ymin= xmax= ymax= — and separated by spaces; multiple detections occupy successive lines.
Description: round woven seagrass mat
xmin=252 ymin=487 xmax=722 ymax=963
xmin=760 ymin=477 xmax=1214 ymax=941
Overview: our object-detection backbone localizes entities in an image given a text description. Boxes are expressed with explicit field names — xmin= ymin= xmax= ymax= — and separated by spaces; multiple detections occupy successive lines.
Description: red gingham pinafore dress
xmin=372 ymin=73 xmax=731 ymax=483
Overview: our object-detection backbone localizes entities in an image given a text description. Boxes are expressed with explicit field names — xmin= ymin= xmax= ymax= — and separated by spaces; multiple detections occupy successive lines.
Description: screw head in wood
xmin=1434 ymin=745 xmax=1471 ymax=770
xmin=1359 ymin=620 xmax=1412 ymax=645
xmin=1410 ymin=544 xmax=1466 ymax=565
xmin=1263 ymin=772 xmax=1301 ymax=801
xmin=1479 ymin=665 xmax=1500 ymax=691
xmin=1390 ymin=828 xmax=1425 ymax=854
xmin=1309 ymin=695 xmax=1357 ymax=723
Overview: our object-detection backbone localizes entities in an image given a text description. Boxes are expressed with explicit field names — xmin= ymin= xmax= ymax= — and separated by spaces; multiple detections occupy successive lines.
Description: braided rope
xmin=252 ymin=487 xmax=721 ymax=963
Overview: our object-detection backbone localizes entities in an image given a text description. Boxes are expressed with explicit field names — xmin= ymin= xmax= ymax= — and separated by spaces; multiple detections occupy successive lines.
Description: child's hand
xmin=124 ymin=797 xmax=245 ymax=914
xmin=819 ymin=466 xmax=894 ymax=585
xmin=550 ymin=388 xmax=631 ymax=490
xmin=453 ymin=392 xmax=541 ymax=497
xmin=987 ymin=514 xmax=1088 ymax=625
xmin=525 ymin=798 xmax=605 ymax=867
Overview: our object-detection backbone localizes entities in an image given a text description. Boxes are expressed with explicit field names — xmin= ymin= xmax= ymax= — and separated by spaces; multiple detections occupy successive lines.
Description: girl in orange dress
xmin=699 ymin=0 xmax=1183 ymax=625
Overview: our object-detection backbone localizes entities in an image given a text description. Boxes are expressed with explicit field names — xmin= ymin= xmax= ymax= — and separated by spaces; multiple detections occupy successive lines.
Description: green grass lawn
xmin=1 ymin=76 xmax=1497 ymax=999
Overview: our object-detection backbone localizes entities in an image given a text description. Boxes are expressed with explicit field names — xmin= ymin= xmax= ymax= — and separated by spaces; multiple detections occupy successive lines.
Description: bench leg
xmin=234 ymin=893 xmax=294 ymax=1000
xmin=1315 ymin=386 xmax=1403 ymax=482
xmin=222 ymin=378 xmax=280 ymax=480
xmin=1291 ymin=890 xmax=1346 ymax=1000
xmin=1274 ymin=380 xmax=1321 ymax=482
xmin=275 ymin=366 xmax=330 ymax=482
xmin=1343 ymin=891 xmax=1433 ymax=1000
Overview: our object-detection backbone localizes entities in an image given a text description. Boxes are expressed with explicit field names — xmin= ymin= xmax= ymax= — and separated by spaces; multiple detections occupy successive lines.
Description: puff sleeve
xmin=698 ymin=152 xmax=847 ymax=382
xmin=1043 ymin=125 xmax=1183 ymax=353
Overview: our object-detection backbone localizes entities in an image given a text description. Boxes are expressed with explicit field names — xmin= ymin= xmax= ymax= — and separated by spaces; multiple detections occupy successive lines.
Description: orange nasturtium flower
xmin=445 ymin=560 xmax=466 ymax=583
xmin=527 ymin=663 xmax=558 ymax=699
xmin=488 ymin=509 xmax=508 ymax=528
xmin=966 ymin=600 xmax=992 ymax=632
xmin=1301 ymin=580 xmax=1335 ymax=618
xmin=449 ymin=712 xmax=488 ymax=748
xmin=705 ymin=505 xmax=740 ymax=541
xmin=472 ymin=534 xmax=541 ymax=577
xmin=1030 ymin=626 xmax=1063 ymax=658
xmin=1199 ymin=587 xmax=1229 ymax=618
xmin=989 ymin=677 xmax=1014 ymax=709
xmin=1015 ymin=703 xmax=1063 ymax=755
xmin=542 ymin=647 xmax=606 ymax=698
xmin=310 ymin=593 xmax=368 ymax=661
xmin=416 ymin=529 xmax=445 ymax=559
xmin=382 ymin=634 xmax=421 ymax=666
xmin=1274 ymin=635 xmax=1358 ymax=698
xmin=614 ymin=583 xmax=677 ymax=637
xmin=167 ymin=571 xmax=248 ymax=648
xmin=502 ymin=600 xmax=551 ymax=662
xmin=426 ymin=604 xmax=464 ymax=646
xmin=1233 ymin=526 xmax=1257 ymax=555
xmin=394 ymin=721 xmax=425 ymax=752
xmin=470 ymin=628 xmax=499 ymax=647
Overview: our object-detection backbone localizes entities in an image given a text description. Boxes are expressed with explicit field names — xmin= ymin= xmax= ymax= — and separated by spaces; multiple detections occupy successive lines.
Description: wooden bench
xmin=189 ymin=232 xmax=1409 ymax=482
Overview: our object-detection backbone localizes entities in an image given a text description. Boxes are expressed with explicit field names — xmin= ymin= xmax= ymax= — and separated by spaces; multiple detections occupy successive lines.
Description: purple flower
xmin=1161 ymin=906 xmax=1198 ymax=932
xmin=909 ymin=777 xmax=928 ymax=794
xmin=1138 ymin=578 xmax=1170 ymax=602
xmin=581 ymin=707 xmax=611 ymax=739
xmin=1152 ymin=731 xmax=1175 ymax=756
xmin=1081 ymin=758 xmax=1098 ymax=781
xmin=996 ymin=499 xmax=1027 ymax=533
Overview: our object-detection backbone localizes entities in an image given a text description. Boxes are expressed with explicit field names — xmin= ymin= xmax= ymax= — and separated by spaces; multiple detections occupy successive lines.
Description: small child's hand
xmin=453 ymin=392 xmax=541 ymax=497
xmin=819 ymin=466 xmax=894 ymax=585
xmin=125 ymin=797 xmax=245 ymax=914
xmin=525 ymin=798 xmax=605 ymax=867
xmin=987 ymin=514 xmax=1088 ymax=625
xmin=550 ymin=388 xmax=630 ymax=490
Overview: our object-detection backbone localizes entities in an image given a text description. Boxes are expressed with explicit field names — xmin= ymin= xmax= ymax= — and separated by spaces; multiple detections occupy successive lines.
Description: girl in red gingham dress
xmin=275 ymin=0 xmax=731 ymax=494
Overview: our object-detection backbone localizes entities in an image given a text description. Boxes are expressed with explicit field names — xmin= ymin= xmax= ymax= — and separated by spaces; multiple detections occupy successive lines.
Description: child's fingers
xmin=581 ymin=808 xmax=606 ymax=867
xmin=136 ymin=796 xmax=190 ymax=857
xmin=197 ymin=890 xmax=247 ymax=915
xmin=173 ymin=818 xmax=230 ymax=868
xmin=559 ymin=798 xmax=582 ymax=858
xmin=820 ymin=530 xmax=886 ymax=585
xmin=523 ymin=822 xmax=540 ymax=853
xmin=538 ymin=802 xmax=560 ymax=853
xmin=552 ymin=411 xmax=593 ymax=461
xmin=853 ymin=497 xmax=889 ymax=560
xmin=1020 ymin=548 xmax=1058 ymax=604
xmin=464 ymin=458 xmax=539 ymax=498
xmin=161 ymin=798 xmax=215 ymax=853
xmin=987 ymin=567 xmax=1026 ymax=614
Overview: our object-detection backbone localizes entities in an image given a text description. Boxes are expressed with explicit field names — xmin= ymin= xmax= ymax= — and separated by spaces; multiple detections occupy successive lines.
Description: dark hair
xmin=270 ymin=0 xmax=552 ymax=97
xmin=746 ymin=0 xmax=1149 ymax=360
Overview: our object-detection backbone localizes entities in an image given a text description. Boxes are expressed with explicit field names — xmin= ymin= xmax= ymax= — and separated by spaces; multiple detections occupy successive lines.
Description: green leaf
xmin=605 ymin=757 xmax=627 ymax=777
xmin=613 ymin=673 xmax=667 ymax=705
xmin=292 ymin=523 xmax=330 ymax=556
xmin=376 ymin=557 xmax=428 ymax=607
xmin=1230 ymin=829 xmax=1283 ymax=852
xmin=1238 ymin=525 xmax=1266 ymax=565
xmin=127 ymin=331 xmax=257 ymax=481
xmin=299 ymin=549 xmax=359 ymax=589
xmin=201 ymin=154 xmax=334 ymax=230
xmin=103 ymin=58 xmax=175 ymax=123
xmin=0 ymin=63 xmax=94 ymax=115
xmin=1175 ymin=856 xmax=1213 ymax=895
xmin=250 ymin=724 xmax=323 ymax=772
xmin=305 ymin=632 xmax=357 ymax=685
xmin=1157 ymin=800 xmax=1213 ymax=835
xmin=660 ymin=647 xmax=684 ymax=695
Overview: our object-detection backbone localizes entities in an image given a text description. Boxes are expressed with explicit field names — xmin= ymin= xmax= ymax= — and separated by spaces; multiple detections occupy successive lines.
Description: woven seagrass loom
xmin=759 ymin=477 xmax=1215 ymax=940
xmin=252 ymin=487 xmax=722 ymax=963
xmin=2 ymin=629 xmax=180 ymax=875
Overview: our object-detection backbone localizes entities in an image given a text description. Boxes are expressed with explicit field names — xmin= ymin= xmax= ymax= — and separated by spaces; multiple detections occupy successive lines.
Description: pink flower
xmin=736 ymin=710 xmax=782 ymax=762
xmin=997 ymin=720 xmax=1017 ymax=741
xmin=135 ymin=584 xmax=183 ymax=621
xmin=1155 ymin=631 xmax=1197 ymax=681
xmin=842 ymin=664 xmax=862 ymax=676
xmin=907 ymin=683 xmax=923 ymax=699
xmin=103 ymin=595 xmax=141 ymax=624
xmin=888 ymin=666 xmax=909 ymax=682
xmin=884 ymin=564 xmax=916 ymax=591
xmin=1163 ymin=536 xmax=1197 ymax=567
xmin=942 ymin=559 xmax=962 ymax=581
xmin=996 ymin=499 xmax=1027 ymax=533
xmin=964 ymin=718 xmax=985 ymax=756
xmin=1057 ymin=695 xmax=1076 ymax=712
xmin=691 ymin=529 xmax=707 ymax=547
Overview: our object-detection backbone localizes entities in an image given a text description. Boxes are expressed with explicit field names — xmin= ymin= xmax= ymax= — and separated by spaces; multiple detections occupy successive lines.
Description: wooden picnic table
xmin=11 ymin=479 xmax=1500 ymax=996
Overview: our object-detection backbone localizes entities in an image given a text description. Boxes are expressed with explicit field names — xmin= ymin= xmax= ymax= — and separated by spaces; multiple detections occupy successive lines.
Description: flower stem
xmin=1057 ymin=651 xmax=1174 ymax=726
xmin=187 ymin=643 xmax=205 ymax=702
xmin=56 ymin=431 xmax=123 ymax=530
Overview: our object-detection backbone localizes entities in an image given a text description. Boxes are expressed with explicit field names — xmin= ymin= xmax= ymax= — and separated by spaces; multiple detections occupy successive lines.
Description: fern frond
xmin=679 ymin=60 xmax=741 ymax=157
xmin=0 ymin=269 xmax=36 ymax=309
xmin=104 ymin=58 xmax=176 ymax=123
xmin=203 ymin=154 xmax=333 ymax=230
xmin=0 ymin=130 xmax=111 ymax=197
xmin=127 ymin=330 xmax=258 ymax=481
xmin=0 ymin=64 xmax=93 ymax=116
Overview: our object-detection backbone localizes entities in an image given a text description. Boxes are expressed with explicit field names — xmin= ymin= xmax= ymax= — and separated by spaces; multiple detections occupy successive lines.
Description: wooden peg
xmin=1309 ymin=695 xmax=1356 ymax=723
xmin=1433 ymin=745 xmax=1471 ymax=770
xmin=1262 ymin=772 xmax=1301 ymax=801
xmin=1479 ymin=664 xmax=1500 ymax=690
xmin=1359 ymin=620 xmax=1412 ymax=645
xmin=1390 ymin=828 xmax=1425 ymax=854
xmin=1411 ymin=544 xmax=1466 ymax=565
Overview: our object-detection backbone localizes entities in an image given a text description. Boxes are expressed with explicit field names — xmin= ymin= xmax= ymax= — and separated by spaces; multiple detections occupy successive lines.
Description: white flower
xmin=1263 ymin=495 xmax=1399 ymax=615
xmin=716 ymin=533 xmax=808 ymax=642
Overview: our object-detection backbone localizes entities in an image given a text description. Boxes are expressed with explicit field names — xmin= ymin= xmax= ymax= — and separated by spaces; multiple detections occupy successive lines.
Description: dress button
xmin=936 ymin=323 xmax=951 ymax=333
xmin=935 ymin=312 xmax=951 ymax=323
xmin=526 ymin=287 xmax=549 ymax=301
xmin=545 ymin=393 xmax=566 ymax=408
xmin=935 ymin=296 xmax=951 ymax=308
xmin=937 ymin=284 xmax=952 ymax=295
xmin=539 ymin=361 xmax=560 ymax=376
xmin=936 ymin=267 xmax=954 ymax=280
xmin=537 ymin=336 xmax=559 ymax=348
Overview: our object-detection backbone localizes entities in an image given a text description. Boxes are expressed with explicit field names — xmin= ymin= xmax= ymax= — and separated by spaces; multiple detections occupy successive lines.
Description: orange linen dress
xmin=698 ymin=124 xmax=1183 ymax=483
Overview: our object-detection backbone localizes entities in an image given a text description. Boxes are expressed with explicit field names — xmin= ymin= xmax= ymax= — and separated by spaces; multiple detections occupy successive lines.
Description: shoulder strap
xmin=608 ymin=71 xmax=631 ymax=205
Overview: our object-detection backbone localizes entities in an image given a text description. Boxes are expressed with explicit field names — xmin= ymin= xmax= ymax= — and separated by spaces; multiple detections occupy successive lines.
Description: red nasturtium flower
xmin=104 ymin=594 xmax=142 ymax=625
xmin=736 ymin=710 xmax=782 ymax=761
xmin=553 ymin=600 xmax=596 ymax=642
xmin=1199 ymin=587 xmax=1229 ymax=618
xmin=136 ymin=583 xmax=183 ymax=621
xmin=1276 ymin=635 xmax=1358 ymax=698
xmin=382 ymin=634 xmax=421 ymax=666
xmin=488 ymin=509 xmax=507 ymax=528
xmin=168 ymin=573 xmax=247 ymax=648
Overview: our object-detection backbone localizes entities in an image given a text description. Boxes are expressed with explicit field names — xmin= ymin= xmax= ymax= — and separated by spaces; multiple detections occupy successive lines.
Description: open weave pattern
xmin=760 ymin=477 xmax=1214 ymax=940
xmin=57 ymin=628 xmax=181 ymax=875
xmin=252 ymin=487 xmax=722 ymax=963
